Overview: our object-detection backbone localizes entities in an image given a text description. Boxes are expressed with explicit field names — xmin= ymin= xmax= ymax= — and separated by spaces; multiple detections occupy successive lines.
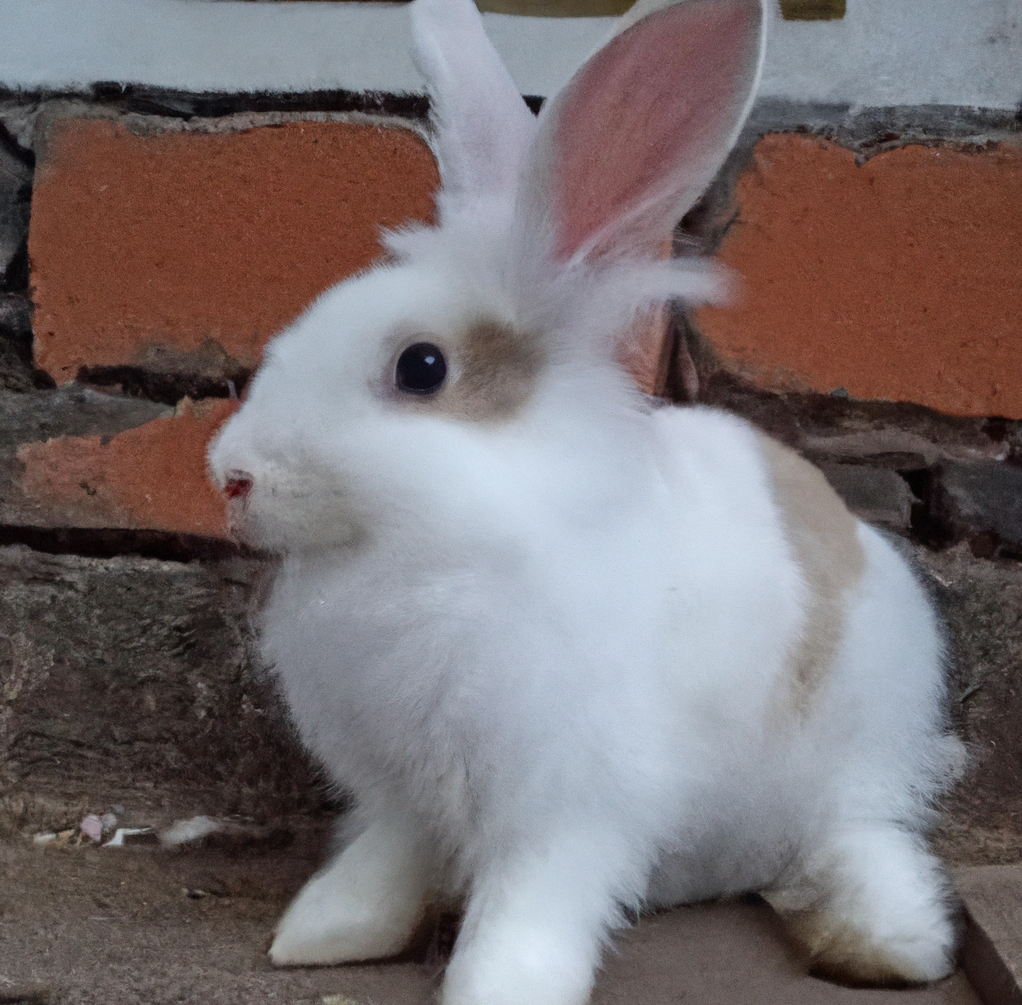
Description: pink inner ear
xmin=547 ymin=0 xmax=761 ymax=262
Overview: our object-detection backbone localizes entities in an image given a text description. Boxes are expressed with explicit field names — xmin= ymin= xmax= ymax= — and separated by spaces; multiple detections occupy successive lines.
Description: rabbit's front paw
xmin=270 ymin=816 xmax=431 ymax=966
xmin=442 ymin=929 xmax=595 ymax=1005
xmin=440 ymin=838 xmax=624 ymax=1005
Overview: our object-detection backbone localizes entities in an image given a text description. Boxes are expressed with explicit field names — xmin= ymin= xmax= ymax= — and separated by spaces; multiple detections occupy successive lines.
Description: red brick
xmin=30 ymin=117 xmax=440 ymax=383
xmin=694 ymin=136 xmax=1022 ymax=418
xmin=16 ymin=400 xmax=236 ymax=538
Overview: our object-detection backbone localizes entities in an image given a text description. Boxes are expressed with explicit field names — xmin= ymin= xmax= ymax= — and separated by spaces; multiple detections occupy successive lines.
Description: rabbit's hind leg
xmin=270 ymin=807 xmax=433 ymax=966
xmin=765 ymin=824 xmax=959 ymax=986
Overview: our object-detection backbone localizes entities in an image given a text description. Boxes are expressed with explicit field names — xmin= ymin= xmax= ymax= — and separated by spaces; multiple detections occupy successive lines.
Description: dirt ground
xmin=0 ymin=815 xmax=983 ymax=1005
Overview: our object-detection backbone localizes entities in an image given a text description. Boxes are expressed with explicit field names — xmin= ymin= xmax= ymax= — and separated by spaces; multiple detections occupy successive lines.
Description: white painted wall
xmin=0 ymin=0 xmax=1019 ymax=109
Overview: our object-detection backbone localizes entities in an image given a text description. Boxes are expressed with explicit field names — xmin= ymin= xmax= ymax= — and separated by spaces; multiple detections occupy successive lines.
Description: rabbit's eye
xmin=396 ymin=342 xmax=447 ymax=395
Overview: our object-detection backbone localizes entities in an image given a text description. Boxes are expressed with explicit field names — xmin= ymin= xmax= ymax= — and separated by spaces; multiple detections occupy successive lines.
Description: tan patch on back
xmin=756 ymin=434 xmax=866 ymax=712
xmin=397 ymin=319 xmax=544 ymax=422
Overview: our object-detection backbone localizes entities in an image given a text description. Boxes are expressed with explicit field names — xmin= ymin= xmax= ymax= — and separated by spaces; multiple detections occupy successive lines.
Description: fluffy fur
xmin=208 ymin=0 xmax=964 ymax=1002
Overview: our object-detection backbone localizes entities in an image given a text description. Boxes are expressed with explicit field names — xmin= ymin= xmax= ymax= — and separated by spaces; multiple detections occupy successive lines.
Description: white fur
xmin=269 ymin=806 xmax=433 ymax=964
xmin=208 ymin=0 xmax=963 ymax=1000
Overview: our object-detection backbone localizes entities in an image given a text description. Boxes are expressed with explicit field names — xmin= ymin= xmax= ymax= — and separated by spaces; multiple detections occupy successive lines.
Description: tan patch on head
xmin=756 ymin=434 xmax=866 ymax=712
xmin=397 ymin=319 xmax=544 ymax=422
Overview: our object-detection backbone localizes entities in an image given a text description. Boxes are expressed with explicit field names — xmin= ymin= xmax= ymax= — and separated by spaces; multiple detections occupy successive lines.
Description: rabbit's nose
xmin=223 ymin=472 xmax=254 ymax=500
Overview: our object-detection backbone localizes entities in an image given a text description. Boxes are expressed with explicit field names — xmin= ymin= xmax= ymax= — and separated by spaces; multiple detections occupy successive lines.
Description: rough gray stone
xmin=745 ymin=100 xmax=1020 ymax=157
xmin=0 ymin=545 xmax=324 ymax=830
xmin=939 ymin=461 xmax=1022 ymax=553
xmin=2 ymin=534 xmax=1017 ymax=864
xmin=913 ymin=543 xmax=1022 ymax=863
xmin=802 ymin=428 xmax=1007 ymax=469
xmin=0 ymin=292 xmax=36 ymax=392
xmin=0 ymin=137 xmax=30 ymax=287
xmin=692 ymin=371 xmax=1019 ymax=554
xmin=819 ymin=462 xmax=915 ymax=529
xmin=0 ymin=384 xmax=170 ymax=449
xmin=693 ymin=368 xmax=1007 ymax=465
xmin=954 ymin=864 xmax=1022 ymax=1005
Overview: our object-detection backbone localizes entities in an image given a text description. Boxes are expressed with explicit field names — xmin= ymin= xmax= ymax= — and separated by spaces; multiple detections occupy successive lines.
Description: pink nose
xmin=223 ymin=473 xmax=253 ymax=500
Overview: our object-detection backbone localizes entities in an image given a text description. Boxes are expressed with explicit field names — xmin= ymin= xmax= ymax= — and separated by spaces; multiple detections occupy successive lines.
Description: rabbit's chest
xmin=264 ymin=555 xmax=534 ymax=754
xmin=262 ymin=543 xmax=670 ymax=818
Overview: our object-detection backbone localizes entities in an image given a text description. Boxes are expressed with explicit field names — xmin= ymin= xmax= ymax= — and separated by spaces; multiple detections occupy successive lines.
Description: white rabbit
xmin=208 ymin=0 xmax=965 ymax=1001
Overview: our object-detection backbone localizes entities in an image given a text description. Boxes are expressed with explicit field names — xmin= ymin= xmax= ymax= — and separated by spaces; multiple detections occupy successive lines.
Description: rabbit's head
xmin=209 ymin=0 xmax=764 ymax=555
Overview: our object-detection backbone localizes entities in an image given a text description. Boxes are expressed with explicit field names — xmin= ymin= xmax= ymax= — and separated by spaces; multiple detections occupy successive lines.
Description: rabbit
xmin=207 ymin=0 xmax=965 ymax=1001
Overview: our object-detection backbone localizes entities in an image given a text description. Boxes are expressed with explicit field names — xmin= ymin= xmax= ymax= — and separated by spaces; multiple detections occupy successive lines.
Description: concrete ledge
xmin=0 ymin=0 xmax=1019 ymax=109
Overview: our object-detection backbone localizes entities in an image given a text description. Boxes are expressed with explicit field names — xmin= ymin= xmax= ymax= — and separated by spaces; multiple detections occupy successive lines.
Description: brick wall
xmin=0 ymin=77 xmax=1020 ymax=855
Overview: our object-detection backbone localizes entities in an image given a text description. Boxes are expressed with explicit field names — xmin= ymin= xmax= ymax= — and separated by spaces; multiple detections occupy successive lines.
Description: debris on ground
xmin=32 ymin=827 xmax=80 ymax=846
xmin=30 ymin=812 xmax=292 ymax=853
xmin=105 ymin=826 xmax=158 ymax=847
xmin=160 ymin=815 xmax=222 ymax=847
xmin=31 ymin=809 xmax=158 ymax=848
xmin=80 ymin=813 xmax=104 ymax=842
xmin=159 ymin=815 xmax=294 ymax=852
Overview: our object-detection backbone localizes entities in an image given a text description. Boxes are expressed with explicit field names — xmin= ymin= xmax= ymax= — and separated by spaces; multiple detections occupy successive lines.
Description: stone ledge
xmin=955 ymin=865 xmax=1022 ymax=1005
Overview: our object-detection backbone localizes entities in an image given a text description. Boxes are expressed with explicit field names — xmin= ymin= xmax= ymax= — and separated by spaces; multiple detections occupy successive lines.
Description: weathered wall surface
xmin=0 ymin=546 xmax=328 ymax=837
xmin=0 ymin=11 xmax=1019 ymax=862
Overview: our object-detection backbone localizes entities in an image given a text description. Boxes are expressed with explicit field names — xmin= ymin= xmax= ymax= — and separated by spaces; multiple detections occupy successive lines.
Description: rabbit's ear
xmin=520 ymin=0 xmax=765 ymax=264
xmin=411 ymin=0 xmax=539 ymax=205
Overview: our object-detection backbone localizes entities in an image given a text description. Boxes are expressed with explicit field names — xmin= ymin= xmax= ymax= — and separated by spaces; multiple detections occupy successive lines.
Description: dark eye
xmin=395 ymin=342 xmax=447 ymax=395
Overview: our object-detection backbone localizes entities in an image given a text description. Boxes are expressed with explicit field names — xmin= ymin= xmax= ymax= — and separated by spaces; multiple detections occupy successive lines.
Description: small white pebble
xmin=321 ymin=996 xmax=359 ymax=1005
xmin=33 ymin=832 xmax=56 ymax=844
